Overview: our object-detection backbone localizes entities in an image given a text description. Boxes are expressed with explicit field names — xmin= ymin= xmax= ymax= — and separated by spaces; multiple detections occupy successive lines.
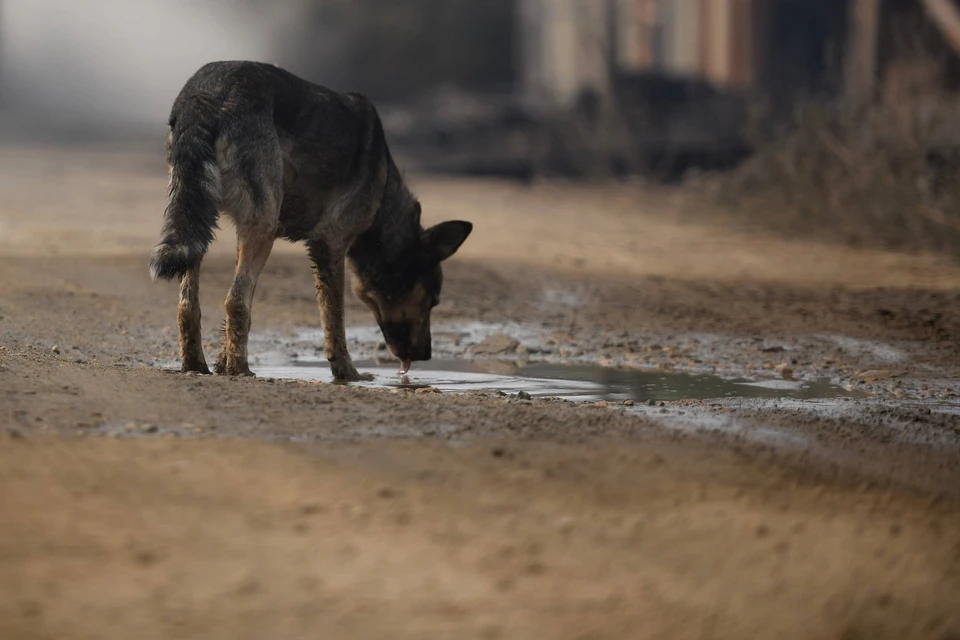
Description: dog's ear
xmin=421 ymin=220 xmax=473 ymax=264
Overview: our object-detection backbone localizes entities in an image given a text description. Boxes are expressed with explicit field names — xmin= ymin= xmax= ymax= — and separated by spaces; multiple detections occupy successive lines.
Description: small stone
xmin=777 ymin=365 xmax=794 ymax=381
xmin=855 ymin=369 xmax=902 ymax=381
xmin=51 ymin=345 xmax=60 ymax=354
xmin=544 ymin=332 xmax=575 ymax=345
xmin=470 ymin=334 xmax=520 ymax=355
xmin=622 ymin=399 xmax=635 ymax=407
xmin=594 ymin=400 xmax=608 ymax=407
xmin=515 ymin=391 xmax=532 ymax=401
xmin=415 ymin=386 xmax=440 ymax=394
xmin=646 ymin=399 xmax=657 ymax=406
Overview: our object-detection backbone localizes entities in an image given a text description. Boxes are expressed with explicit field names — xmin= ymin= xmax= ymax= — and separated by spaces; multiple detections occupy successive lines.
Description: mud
xmin=259 ymin=354 xmax=863 ymax=403
xmin=1 ymin=143 xmax=960 ymax=640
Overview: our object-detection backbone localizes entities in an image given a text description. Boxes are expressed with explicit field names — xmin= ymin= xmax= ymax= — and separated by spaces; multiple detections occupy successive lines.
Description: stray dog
xmin=149 ymin=61 xmax=473 ymax=381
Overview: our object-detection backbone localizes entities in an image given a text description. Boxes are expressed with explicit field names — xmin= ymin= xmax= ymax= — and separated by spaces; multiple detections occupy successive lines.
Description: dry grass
xmin=720 ymin=57 xmax=960 ymax=255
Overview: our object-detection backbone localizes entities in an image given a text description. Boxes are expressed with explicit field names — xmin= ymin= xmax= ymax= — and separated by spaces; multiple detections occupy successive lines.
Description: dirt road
xmin=1 ymin=143 xmax=959 ymax=639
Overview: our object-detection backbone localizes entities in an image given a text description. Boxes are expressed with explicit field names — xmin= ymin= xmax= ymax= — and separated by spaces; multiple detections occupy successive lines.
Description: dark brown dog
xmin=149 ymin=61 xmax=472 ymax=381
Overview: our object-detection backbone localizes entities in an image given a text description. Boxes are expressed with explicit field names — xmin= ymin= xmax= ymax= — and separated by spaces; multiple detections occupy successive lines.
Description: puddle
xmin=257 ymin=358 xmax=865 ymax=403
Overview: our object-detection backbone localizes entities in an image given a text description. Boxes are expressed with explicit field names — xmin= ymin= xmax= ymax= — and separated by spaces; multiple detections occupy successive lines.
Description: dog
xmin=149 ymin=61 xmax=473 ymax=381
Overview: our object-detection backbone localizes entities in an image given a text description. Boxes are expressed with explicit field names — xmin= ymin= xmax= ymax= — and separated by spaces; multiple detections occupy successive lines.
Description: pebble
xmin=469 ymin=334 xmax=520 ymax=355
xmin=51 ymin=345 xmax=60 ymax=354
xmin=545 ymin=332 xmax=575 ymax=345
xmin=415 ymin=386 xmax=441 ymax=395
xmin=622 ymin=400 xmax=635 ymax=407
xmin=515 ymin=391 xmax=532 ymax=401
xmin=855 ymin=369 xmax=902 ymax=381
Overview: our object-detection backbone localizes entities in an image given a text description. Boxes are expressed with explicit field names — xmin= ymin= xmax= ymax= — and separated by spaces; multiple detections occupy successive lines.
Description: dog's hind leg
xmin=214 ymin=231 xmax=275 ymax=376
xmin=178 ymin=264 xmax=209 ymax=373
xmin=212 ymin=130 xmax=282 ymax=377
xmin=307 ymin=240 xmax=373 ymax=383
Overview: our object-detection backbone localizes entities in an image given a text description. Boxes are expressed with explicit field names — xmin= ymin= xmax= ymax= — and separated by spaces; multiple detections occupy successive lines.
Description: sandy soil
xmin=1 ymin=142 xmax=959 ymax=639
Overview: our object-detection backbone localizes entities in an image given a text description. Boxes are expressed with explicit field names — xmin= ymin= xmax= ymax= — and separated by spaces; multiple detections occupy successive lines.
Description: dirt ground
xmin=1 ymin=142 xmax=959 ymax=640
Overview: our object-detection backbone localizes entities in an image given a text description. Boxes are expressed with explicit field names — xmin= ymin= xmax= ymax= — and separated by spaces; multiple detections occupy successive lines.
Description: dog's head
xmin=353 ymin=219 xmax=473 ymax=371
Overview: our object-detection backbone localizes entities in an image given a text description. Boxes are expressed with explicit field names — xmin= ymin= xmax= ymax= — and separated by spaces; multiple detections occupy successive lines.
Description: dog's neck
xmin=347 ymin=156 xmax=422 ymax=289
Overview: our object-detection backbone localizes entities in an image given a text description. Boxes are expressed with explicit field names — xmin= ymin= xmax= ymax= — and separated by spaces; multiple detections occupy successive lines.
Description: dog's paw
xmin=218 ymin=360 xmax=254 ymax=377
xmin=331 ymin=365 xmax=373 ymax=383
xmin=181 ymin=361 xmax=211 ymax=375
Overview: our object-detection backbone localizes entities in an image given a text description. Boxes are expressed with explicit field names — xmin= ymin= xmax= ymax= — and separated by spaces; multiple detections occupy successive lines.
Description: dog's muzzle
xmin=381 ymin=322 xmax=431 ymax=364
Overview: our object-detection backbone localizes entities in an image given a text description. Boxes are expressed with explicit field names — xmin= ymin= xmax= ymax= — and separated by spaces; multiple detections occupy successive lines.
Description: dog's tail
xmin=149 ymin=102 xmax=221 ymax=282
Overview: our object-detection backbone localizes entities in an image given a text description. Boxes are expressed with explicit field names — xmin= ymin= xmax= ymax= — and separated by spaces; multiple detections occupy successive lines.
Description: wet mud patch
xmin=258 ymin=358 xmax=864 ymax=404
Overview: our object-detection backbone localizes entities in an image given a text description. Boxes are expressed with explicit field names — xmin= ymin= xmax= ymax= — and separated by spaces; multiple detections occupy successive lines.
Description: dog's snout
xmin=412 ymin=343 xmax=431 ymax=362
xmin=381 ymin=321 xmax=432 ymax=363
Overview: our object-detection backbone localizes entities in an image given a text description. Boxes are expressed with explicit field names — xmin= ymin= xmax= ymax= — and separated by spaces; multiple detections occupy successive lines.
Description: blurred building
xmin=516 ymin=0 xmax=937 ymax=111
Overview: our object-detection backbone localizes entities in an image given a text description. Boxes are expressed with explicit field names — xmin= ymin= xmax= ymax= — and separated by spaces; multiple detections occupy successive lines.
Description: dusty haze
xmin=1 ymin=0 xmax=307 ymax=129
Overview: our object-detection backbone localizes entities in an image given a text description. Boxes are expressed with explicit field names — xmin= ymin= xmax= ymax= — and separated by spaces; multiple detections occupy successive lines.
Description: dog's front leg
xmin=307 ymin=240 xmax=373 ymax=382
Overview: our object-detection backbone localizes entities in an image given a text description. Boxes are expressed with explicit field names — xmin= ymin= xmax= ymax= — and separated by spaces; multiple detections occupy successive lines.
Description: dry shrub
xmin=720 ymin=56 xmax=960 ymax=255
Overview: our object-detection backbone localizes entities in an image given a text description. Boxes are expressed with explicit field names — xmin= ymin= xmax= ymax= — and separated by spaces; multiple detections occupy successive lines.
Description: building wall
xmin=517 ymin=0 xmax=766 ymax=109
xmin=664 ymin=0 xmax=702 ymax=76
xmin=517 ymin=0 xmax=610 ymax=108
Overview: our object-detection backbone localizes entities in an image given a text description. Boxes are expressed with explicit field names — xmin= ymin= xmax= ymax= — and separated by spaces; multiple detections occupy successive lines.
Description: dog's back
xmin=150 ymin=61 xmax=387 ymax=281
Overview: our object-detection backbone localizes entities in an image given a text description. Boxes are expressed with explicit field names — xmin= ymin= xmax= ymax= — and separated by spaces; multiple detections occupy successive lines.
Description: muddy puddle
xmin=257 ymin=359 xmax=865 ymax=403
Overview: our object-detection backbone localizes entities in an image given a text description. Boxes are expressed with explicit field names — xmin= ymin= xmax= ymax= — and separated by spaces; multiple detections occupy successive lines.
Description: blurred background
xmin=3 ymin=0 xmax=960 ymax=252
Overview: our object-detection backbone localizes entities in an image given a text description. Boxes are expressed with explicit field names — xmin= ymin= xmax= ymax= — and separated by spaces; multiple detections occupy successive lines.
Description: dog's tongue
xmin=399 ymin=359 xmax=412 ymax=375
